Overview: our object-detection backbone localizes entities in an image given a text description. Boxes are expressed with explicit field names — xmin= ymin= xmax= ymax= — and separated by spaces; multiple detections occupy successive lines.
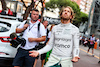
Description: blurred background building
xmin=86 ymin=0 xmax=100 ymax=38
xmin=71 ymin=0 xmax=93 ymax=14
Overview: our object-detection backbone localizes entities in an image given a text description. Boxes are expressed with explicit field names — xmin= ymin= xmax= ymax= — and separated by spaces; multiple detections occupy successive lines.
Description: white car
xmin=0 ymin=18 xmax=21 ymax=67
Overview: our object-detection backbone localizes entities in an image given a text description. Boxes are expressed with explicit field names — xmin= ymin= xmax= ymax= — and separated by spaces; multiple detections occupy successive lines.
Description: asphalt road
xmin=35 ymin=45 xmax=100 ymax=67
xmin=73 ymin=45 xmax=100 ymax=67
xmin=1 ymin=45 xmax=99 ymax=67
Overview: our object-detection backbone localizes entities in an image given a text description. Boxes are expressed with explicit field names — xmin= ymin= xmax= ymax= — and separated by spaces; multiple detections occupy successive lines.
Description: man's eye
xmin=67 ymin=11 xmax=70 ymax=12
xmin=64 ymin=10 xmax=66 ymax=12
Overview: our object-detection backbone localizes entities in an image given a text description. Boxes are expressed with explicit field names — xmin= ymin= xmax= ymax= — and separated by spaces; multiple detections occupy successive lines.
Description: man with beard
xmin=29 ymin=6 xmax=80 ymax=67
xmin=12 ymin=9 xmax=46 ymax=67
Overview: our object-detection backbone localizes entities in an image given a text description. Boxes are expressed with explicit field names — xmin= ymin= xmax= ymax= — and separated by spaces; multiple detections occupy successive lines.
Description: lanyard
xmin=28 ymin=23 xmax=36 ymax=31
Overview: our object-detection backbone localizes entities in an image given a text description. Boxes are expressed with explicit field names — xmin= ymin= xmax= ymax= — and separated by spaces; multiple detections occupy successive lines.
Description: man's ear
xmin=70 ymin=15 xmax=73 ymax=19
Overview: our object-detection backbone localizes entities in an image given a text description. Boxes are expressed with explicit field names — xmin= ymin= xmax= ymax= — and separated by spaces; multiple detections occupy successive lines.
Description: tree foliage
xmin=45 ymin=0 xmax=88 ymax=27
xmin=73 ymin=12 xmax=88 ymax=27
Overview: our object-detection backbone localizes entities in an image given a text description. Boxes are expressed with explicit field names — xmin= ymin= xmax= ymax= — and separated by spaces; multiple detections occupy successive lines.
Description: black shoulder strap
xmin=46 ymin=28 xmax=49 ymax=36
xmin=25 ymin=21 xmax=27 ymax=24
xmin=22 ymin=20 xmax=29 ymax=32
xmin=37 ymin=22 xmax=41 ymax=38
xmin=25 ymin=20 xmax=29 ymax=24
xmin=19 ymin=20 xmax=29 ymax=36
xmin=38 ymin=22 xmax=40 ymax=32
xmin=44 ymin=28 xmax=50 ymax=44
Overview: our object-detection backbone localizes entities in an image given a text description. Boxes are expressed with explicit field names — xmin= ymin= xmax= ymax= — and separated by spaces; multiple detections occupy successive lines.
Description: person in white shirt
xmin=87 ymin=34 xmax=95 ymax=56
xmin=33 ymin=20 xmax=49 ymax=67
xmin=29 ymin=6 xmax=80 ymax=67
xmin=12 ymin=9 xmax=46 ymax=67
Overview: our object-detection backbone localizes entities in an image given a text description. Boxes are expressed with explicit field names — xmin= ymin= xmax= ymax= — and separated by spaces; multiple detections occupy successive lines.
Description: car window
xmin=0 ymin=21 xmax=11 ymax=32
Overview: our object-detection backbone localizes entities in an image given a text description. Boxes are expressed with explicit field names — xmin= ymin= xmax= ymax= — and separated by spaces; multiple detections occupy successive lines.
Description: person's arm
xmin=16 ymin=20 xmax=29 ymax=33
xmin=29 ymin=45 xmax=52 ymax=57
xmin=28 ymin=36 xmax=46 ymax=42
xmin=16 ymin=24 xmax=29 ymax=33
xmin=72 ymin=28 xmax=80 ymax=62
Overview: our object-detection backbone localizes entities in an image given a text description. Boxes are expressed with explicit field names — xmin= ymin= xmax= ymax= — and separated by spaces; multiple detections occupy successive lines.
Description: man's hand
xmin=28 ymin=38 xmax=34 ymax=42
xmin=29 ymin=50 xmax=39 ymax=57
xmin=71 ymin=56 xmax=80 ymax=62
xmin=99 ymin=47 xmax=100 ymax=49
xmin=23 ymin=24 xmax=29 ymax=30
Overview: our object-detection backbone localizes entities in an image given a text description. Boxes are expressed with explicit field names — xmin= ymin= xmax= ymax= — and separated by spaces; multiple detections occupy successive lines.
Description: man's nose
xmin=65 ymin=11 xmax=67 ymax=14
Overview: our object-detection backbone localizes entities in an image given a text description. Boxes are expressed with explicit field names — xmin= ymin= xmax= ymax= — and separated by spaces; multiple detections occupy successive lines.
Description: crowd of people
xmin=10 ymin=5 xmax=100 ymax=67
xmin=12 ymin=6 xmax=80 ymax=67
xmin=80 ymin=34 xmax=100 ymax=57
xmin=29 ymin=6 xmax=80 ymax=67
